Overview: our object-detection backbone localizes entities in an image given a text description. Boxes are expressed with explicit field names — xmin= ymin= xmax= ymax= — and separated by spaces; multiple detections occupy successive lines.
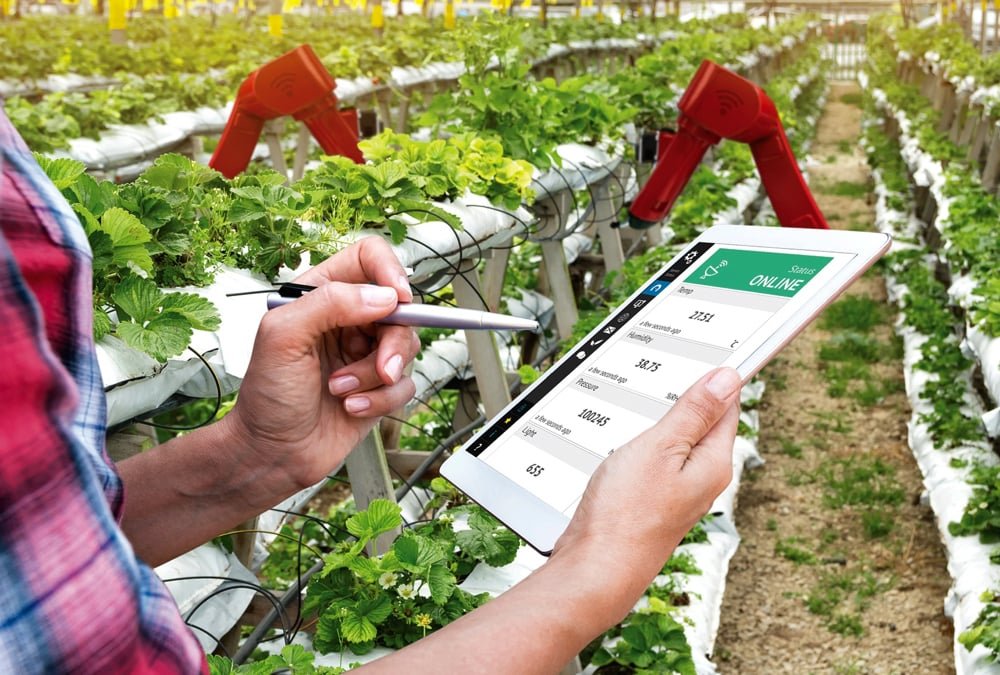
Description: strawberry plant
xmin=417 ymin=64 xmax=633 ymax=170
xmin=36 ymin=154 xmax=222 ymax=362
xmin=299 ymin=156 xmax=461 ymax=246
xmin=208 ymin=644 xmax=346 ymax=674
xmin=357 ymin=131 xmax=535 ymax=211
xmin=589 ymin=597 xmax=695 ymax=675
xmin=304 ymin=499 xmax=519 ymax=654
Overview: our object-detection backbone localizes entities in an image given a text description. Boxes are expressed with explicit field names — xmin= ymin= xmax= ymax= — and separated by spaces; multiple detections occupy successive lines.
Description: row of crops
xmin=862 ymin=15 xmax=1000 ymax=673
xmin=8 ymin=9 xmax=835 ymax=674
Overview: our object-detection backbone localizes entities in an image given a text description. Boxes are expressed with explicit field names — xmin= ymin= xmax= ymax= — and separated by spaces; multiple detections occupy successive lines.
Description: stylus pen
xmin=266 ymin=292 xmax=541 ymax=332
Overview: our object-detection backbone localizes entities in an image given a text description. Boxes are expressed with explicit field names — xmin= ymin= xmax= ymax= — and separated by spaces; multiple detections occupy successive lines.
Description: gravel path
xmin=712 ymin=82 xmax=955 ymax=675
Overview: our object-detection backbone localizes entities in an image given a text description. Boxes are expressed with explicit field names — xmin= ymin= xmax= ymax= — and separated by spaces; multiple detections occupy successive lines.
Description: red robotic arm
xmin=209 ymin=44 xmax=363 ymax=179
xmin=629 ymin=60 xmax=828 ymax=230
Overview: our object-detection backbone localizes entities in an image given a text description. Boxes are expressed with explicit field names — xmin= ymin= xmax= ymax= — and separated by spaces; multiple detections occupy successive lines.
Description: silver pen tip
xmin=493 ymin=316 xmax=541 ymax=332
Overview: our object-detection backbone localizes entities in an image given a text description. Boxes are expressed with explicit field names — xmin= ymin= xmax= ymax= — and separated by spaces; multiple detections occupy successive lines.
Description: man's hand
xmin=221 ymin=237 xmax=420 ymax=504
xmin=550 ymin=367 xmax=741 ymax=615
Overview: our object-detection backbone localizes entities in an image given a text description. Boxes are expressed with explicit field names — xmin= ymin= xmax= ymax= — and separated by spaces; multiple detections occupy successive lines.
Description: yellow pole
xmin=109 ymin=0 xmax=127 ymax=42
xmin=164 ymin=0 xmax=178 ymax=19
xmin=444 ymin=0 xmax=455 ymax=28
xmin=268 ymin=0 xmax=283 ymax=36
xmin=982 ymin=0 xmax=988 ymax=51
xmin=994 ymin=0 xmax=1000 ymax=48
xmin=371 ymin=0 xmax=384 ymax=35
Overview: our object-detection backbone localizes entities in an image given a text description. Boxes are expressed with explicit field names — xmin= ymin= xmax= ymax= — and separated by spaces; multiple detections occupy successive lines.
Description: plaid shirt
xmin=0 ymin=110 xmax=206 ymax=673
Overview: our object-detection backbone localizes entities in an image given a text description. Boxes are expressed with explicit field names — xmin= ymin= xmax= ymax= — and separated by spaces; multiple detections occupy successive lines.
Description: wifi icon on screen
xmin=716 ymin=89 xmax=743 ymax=116
xmin=272 ymin=73 xmax=297 ymax=98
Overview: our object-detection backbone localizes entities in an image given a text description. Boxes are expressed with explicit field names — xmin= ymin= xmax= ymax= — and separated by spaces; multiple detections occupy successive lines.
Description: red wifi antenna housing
xmin=629 ymin=59 xmax=828 ymax=230
xmin=209 ymin=44 xmax=363 ymax=179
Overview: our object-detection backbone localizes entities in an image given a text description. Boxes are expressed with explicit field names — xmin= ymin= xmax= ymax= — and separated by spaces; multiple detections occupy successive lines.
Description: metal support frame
xmin=452 ymin=260 xmax=512 ymax=418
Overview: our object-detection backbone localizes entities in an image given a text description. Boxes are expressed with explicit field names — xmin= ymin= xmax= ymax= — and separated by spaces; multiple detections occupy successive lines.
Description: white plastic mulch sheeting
xmin=157 ymin=544 xmax=259 ymax=653
xmin=863 ymin=100 xmax=1000 ymax=673
xmin=0 ymin=73 xmax=120 ymax=98
xmin=948 ymin=276 xmax=1000 ymax=436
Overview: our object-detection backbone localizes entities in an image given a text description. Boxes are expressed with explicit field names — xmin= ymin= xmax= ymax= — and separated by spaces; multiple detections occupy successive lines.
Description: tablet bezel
xmin=441 ymin=225 xmax=892 ymax=555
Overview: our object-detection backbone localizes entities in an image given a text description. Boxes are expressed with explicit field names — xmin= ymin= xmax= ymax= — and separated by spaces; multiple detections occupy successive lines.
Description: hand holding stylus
xmin=219 ymin=238 xmax=421 ymax=499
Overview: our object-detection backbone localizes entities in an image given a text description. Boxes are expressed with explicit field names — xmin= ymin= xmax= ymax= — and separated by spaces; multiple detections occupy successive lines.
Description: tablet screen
xmin=464 ymin=241 xmax=856 ymax=515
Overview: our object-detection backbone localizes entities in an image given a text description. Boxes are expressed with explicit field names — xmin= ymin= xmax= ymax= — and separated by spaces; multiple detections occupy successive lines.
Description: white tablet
xmin=440 ymin=225 xmax=891 ymax=554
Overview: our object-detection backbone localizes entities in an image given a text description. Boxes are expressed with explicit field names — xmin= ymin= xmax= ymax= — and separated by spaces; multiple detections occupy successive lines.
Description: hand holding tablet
xmin=441 ymin=225 xmax=891 ymax=554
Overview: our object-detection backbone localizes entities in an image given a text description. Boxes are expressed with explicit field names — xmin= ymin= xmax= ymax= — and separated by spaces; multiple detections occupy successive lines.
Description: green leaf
xmin=346 ymin=554 xmax=382 ymax=582
xmin=99 ymin=207 xmax=150 ymax=246
xmin=393 ymin=533 xmax=446 ymax=570
xmin=70 ymin=175 xmax=114 ymax=220
xmin=386 ymin=220 xmax=407 ymax=245
xmin=98 ymin=207 xmax=153 ymax=273
xmin=341 ymin=595 xmax=392 ymax=643
xmin=33 ymin=154 xmax=85 ymax=189
xmin=427 ymin=563 xmax=457 ymax=605
xmin=142 ymin=153 xmax=221 ymax=190
xmin=116 ymin=184 xmax=174 ymax=231
xmin=590 ymin=648 xmax=614 ymax=667
xmin=116 ymin=314 xmax=192 ymax=362
xmin=93 ymin=308 xmax=113 ymax=341
xmin=305 ymin=567 xmax=356 ymax=617
xmin=278 ymin=644 xmax=314 ymax=670
xmin=227 ymin=195 xmax=268 ymax=223
xmin=112 ymin=276 xmax=163 ymax=324
xmin=346 ymin=499 xmax=403 ymax=542
xmin=160 ymin=292 xmax=221 ymax=331
xmin=87 ymin=230 xmax=114 ymax=271
xmin=455 ymin=509 xmax=521 ymax=567
xmin=205 ymin=654 xmax=238 ymax=675
xmin=313 ymin=613 xmax=346 ymax=654
xmin=621 ymin=624 xmax=648 ymax=652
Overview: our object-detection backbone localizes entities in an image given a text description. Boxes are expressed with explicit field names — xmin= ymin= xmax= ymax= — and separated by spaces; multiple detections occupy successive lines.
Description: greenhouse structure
xmin=2 ymin=0 xmax=1000 ymax=672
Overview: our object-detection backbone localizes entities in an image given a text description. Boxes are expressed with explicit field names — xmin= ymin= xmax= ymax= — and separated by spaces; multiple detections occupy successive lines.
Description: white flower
xmin=439 ymin=514 xmax=454 ymax=525
xmin=378 ymin=572 xmax=398 ymax=589
xmin=397 ymin=583 xmax=417 ymax=600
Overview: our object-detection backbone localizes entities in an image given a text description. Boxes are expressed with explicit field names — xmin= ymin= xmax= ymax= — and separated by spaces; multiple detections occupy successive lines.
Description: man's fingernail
xmin=385 ymin=354 xmax=403 ymax=383
xmin=344 ymin=396 xmax=371 ymax=413
xmin=329 ymin=375 xmax=360 ymax=396
xmin=397 ymin=275 xmax=413 ymax=300
xmin=706 ymin=368 xmax=741 ymax=400
xmin=361 ymin=285 xmax=396 ymax=307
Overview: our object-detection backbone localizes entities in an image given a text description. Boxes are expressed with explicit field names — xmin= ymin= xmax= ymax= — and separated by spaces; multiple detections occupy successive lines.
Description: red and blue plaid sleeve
xmin=0 ymin=108 xmax=207 ymax=674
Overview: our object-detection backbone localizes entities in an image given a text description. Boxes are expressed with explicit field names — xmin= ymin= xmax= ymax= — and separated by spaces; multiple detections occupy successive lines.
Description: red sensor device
xmin=209 ymin=45 xmax=363 ymax=179
xmin=629 ymin=60 xmax=828 ymax=230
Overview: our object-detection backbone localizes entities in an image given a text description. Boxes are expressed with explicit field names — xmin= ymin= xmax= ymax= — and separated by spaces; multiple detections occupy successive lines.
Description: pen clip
xmin=277 ymin=282 xmax=316 ymax=298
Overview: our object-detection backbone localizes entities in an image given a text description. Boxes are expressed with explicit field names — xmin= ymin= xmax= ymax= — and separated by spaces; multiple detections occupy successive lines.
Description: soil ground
xmin=713 ymin=82 xmax=955 ymax=674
